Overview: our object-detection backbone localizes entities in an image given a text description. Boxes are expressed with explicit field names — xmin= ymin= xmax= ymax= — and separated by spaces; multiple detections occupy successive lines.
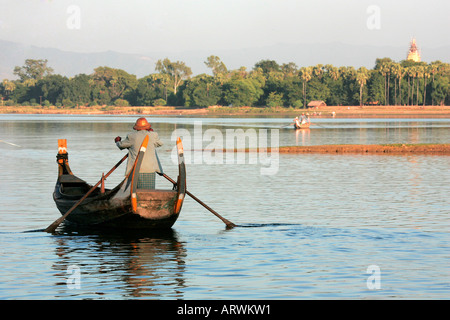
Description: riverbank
xmin=1 ymin=105 xmax=450 ymax=118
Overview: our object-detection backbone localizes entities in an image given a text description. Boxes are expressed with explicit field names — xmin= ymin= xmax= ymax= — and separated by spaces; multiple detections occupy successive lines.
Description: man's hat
xmin=133 ymin=117 xmax=151 ymax=131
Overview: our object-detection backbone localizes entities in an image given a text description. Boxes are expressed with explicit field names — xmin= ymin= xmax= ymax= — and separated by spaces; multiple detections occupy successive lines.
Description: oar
xmin=159 ymin=172 xmax=236 ymax=229
xmin=281 ymin=123 xmax=294 ymax=128
xmin=44 ymin=154 xmax=128 ymax=233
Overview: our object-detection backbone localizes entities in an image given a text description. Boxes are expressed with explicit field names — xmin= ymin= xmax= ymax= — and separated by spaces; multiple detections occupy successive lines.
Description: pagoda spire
xmin=407 ymin=38 xmax=421 ymax=62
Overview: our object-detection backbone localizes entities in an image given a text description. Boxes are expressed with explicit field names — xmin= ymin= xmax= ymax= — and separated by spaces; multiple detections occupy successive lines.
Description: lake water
xmin=0 ymin=114 xmax=449 ymax=300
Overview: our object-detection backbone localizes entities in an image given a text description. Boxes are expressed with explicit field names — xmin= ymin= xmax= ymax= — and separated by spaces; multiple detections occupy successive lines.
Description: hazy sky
xmin=0 ymin=0 xmax=449 ymax=54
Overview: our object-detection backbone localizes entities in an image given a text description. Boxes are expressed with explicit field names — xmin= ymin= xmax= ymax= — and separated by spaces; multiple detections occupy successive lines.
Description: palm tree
xmin=407 ymin=66 xmax=416 ymax=106
xmin=1 ymin=79 xmax=16 ymax=104
xmin=313 ymin=64 xmax=324 ymax=80
xmin=356 ymin=67 xmax=369 ymax=107
xmin=429 ymin=62 xmax=440 ymax=105
xmin=325 ymin=64 xmax=340 ymax=81
xmin=416 ymin=66 xmax=424 ymax=105
xmin=390 ymin=63 xmax=403 ymax=105
xmin=299 ymin=67 xmax=312 ymax=108
xmin=423 ymin=65 xmax=431 ymax=106
xmin=398 ymin=66 xmax=406 ymax=105
xmin=2 ymin=79 xmax=16 ymax=96
xmin=379 ymin=62 xmax=391 ymax=105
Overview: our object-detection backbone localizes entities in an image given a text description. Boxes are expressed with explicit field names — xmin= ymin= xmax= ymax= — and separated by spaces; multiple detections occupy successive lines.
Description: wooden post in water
xmin=101 ymin=173 xmax=105 ymax=194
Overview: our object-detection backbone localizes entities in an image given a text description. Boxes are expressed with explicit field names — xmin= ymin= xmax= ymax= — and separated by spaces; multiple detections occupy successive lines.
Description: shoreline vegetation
xmin=2 ymin=57 xmax=449 ymax=114
xmin=1 ymin=104 xmax=450 ymax=117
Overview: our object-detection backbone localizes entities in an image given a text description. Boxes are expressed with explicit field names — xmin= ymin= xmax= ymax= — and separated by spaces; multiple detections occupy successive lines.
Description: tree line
xmin=1 ymin=56 xmax=449 ymax=108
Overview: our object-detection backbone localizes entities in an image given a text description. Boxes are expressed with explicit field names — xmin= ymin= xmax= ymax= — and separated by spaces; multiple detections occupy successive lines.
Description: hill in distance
xmin=1 ymin=39 xmax=449 ymax=80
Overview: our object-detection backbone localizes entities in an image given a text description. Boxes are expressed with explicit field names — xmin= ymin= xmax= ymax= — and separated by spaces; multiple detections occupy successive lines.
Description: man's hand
xmin=114 ymin=136 xmax=121 ymax=143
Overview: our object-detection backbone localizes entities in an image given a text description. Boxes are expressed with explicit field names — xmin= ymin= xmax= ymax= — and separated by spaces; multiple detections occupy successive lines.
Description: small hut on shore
xmin=307 ymin=101 xmax=327 ymax=108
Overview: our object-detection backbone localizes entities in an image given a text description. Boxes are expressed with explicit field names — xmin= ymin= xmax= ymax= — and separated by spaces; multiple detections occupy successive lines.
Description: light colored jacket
xmin=116 ymin=130 xmax=163 ymax=175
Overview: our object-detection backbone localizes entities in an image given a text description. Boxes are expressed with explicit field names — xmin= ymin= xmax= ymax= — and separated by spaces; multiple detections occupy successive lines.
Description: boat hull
xmin=53 ymin=182 xmax=181 ymax=229
xmin=294 ymin=123 xmax=310 ymax=129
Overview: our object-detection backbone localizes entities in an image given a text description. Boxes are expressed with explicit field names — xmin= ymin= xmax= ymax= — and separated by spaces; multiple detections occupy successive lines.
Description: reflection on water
xmin=52 ymin=227 xmax=186 ymax=299
xmin=0 ymin=115 xmax=449 ymax=299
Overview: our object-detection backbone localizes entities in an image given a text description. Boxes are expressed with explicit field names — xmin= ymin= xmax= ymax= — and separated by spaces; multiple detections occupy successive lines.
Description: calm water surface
xmin=0 ymin=114 xmax=449 ymax=299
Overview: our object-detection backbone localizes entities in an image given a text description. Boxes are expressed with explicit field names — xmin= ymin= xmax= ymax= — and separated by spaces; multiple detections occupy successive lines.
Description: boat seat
xmin=58 ymin=174 xmax=91 ymax=197
xmin=59 ymin=174 xmax=87 ymax=184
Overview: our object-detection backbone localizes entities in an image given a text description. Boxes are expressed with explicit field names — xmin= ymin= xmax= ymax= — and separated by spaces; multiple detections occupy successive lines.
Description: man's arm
xmin=153 ymin=132 xmax=163 ymax=148
xmin=116 ymin=134 xmax=133 ymax=150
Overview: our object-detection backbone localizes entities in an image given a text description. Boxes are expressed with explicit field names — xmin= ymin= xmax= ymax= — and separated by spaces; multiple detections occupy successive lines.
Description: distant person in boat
xmin=114 ymin=117 xmax=163 ymax=189
xmin=294 ymin=114 xmax=311 ymax=128
xmin=300 ymin=113 xmax=307 ymax=124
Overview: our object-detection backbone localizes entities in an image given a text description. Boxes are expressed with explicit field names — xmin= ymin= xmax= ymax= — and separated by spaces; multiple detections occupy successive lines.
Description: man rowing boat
xmin=114 ymin=117 xmax=163 ymax=189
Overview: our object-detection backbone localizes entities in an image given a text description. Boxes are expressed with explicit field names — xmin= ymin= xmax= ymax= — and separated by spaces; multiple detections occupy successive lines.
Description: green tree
xmin=299 ymin=67 xmax=312 ymax=108
xmin=155 ymin=58 xmax=192 ymax=95
xmin=69 ymin=74 xmax=92 ymax=106
xmin=258 ymin=67 xmax=285 ymax=107
xmin=325 ymin=64 xmax=340 ymax=82
xmin=91 ymin=67 xmax=137 ymax=104
xmin=323 ymin=65 xmax=344 ymax=105
xmin=356 ymin=67 xmax=370 ymax=106
xmin=14 ymin=59 xmax=54 ymax=82
xmin=431 ymin=76 xmax=449 ymax=105
xmin=133 ymin=74 xmax=171 ymax=106
xmin=282 ymin=78 xmax=303 ymax=107
xmin=266 ymin=92 xmax=284 ymax=107
xmin=390 ymin=62 xmax=403 ymax=105
xmin=205 ymin=55 xmax=228 ymax=77
xmin=428 ymin=61 xmax=450 ymax=105
xmin=367 ymin=71 xmax=384 ymax=105
xmin=7 ymin=82 xmax=28 ymax=104
xmin=415 ymin=65 xmax=424 ymax=105
xmin=37 ymin=74 xmax=71 ymax=105
xmin=183 ymin=74 xmax=222 ymax=107
xmin=338 ymin=66 xmax=357 ymax=105
xmin=280 ymin=62 xmax=298 ymax=79
xmin=429 ymin=61 xmax=441 ymax=105
xmin=307 ymin=78 xmax=330 ymax=103
xmin=312 ymin=64 xmax=324 ymax=80
xmin=222 ymin=78 xmax=263 ymax=107
xmin=423 ymin=65 xmax=431 ymax=106
xmin=254 ymin=60 xmax=280 ymax=76
xmin=1 ymin=79 xmax=16 ymax=100
xmin=407 ymin=66 xmax=416 ymax=105
xmin=375 ymin=58 xmax=393 ymax=105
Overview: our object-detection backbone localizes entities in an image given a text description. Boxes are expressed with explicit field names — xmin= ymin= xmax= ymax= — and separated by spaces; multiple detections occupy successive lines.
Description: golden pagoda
xmin=407 ymin=38 xmax=421 ymax=62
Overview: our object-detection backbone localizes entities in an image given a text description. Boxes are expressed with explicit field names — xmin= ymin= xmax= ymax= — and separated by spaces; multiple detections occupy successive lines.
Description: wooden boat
xmin=294 ymin=122 xmax=310 ymax=129
xmin=52 ymin=138 xmax=186 ymax=230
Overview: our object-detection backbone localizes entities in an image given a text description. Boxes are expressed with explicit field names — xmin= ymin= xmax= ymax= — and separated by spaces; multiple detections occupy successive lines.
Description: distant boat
xmin=52 ymin=138 xmax=186 ymax=230
xmin=294 ymin=122 xmax=310 ymax=129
